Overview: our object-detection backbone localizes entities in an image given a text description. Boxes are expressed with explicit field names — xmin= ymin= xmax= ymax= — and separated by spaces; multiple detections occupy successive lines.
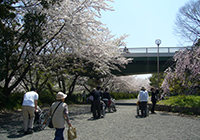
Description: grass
xmin=157 ymin=95 xmax=200 ymax=108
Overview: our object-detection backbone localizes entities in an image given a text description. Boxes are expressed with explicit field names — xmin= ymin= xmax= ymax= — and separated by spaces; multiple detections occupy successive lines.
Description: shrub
xmin=110 ymin=92 xmax=137 ymax=100
xmin=39 ymin=89 xmax=56 ymax=105
xmin=158 ymin=95 xmax=200 ymax=108
xmin=9 ymin=92 xmax=24 ymax=109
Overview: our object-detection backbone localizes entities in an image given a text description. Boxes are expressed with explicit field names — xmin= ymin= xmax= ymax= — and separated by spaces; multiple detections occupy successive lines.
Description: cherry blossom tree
xmin=161 ymin=46 xmax=200 ymax=95
xmin=101 ymin=75 xmax=150 ymax=93
xmin=162 ymin=0 xmax=200 ymax=96
xmin=0 ymin=0 xmax=130 ymax=104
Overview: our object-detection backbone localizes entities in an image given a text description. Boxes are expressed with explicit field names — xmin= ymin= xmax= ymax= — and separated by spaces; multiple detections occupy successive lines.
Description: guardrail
xmin=121 ymin=47 xmax=190 ymax=54
xmin=121 ymin=47 xmax=193 ymax=57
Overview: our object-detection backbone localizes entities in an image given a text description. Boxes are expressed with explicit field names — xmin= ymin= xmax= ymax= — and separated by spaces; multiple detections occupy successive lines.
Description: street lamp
xmin=155 ymin=39 xmax=161 ymax=88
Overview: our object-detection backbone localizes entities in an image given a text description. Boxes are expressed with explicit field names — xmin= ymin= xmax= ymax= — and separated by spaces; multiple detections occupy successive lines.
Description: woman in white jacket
xmin=138 ymin=87 xmax=149 ymax=117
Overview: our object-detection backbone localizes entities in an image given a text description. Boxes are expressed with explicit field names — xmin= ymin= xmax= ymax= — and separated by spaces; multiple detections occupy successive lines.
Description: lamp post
xmin=155 ymin=39 xmax=161 ymax=88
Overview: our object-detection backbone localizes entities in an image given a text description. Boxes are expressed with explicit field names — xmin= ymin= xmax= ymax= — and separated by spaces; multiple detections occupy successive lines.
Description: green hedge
xmin=110 ymin=92 xmax=137 ymax=100
xmin=6 ymin=92 xmax=24 ymax=109
xmin=158 ymin=95 xmax=200 ymax=108
xmin=39 ymin=89 xmax=56 ymax=105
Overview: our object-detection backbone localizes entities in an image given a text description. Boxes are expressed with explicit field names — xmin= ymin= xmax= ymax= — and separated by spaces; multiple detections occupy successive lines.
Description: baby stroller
xmin=108 ymin=98 xmax=117 ymax=112
xmin=136 ymin=101 xmax=149 ymax=117
xmin=34 ymin=106 xmax=48 ymax=130
xmin=102 ymin=98 xmax=117 ymax=113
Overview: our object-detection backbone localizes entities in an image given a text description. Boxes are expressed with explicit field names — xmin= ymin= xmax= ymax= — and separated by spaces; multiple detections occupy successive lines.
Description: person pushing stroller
xmin=137 ymin=87 xmax=149 ymax=117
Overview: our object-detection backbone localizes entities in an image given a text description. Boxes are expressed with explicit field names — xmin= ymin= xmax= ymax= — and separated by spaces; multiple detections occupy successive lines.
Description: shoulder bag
xmin=48 ymin=101 xmax=62 ymax=128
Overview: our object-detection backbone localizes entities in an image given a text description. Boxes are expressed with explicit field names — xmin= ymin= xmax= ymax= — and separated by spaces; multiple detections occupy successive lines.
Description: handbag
xmin=48 ymin=118 xmax=54 ymax=128
xmin=68 ymin=126 xmax=77 ymax=140
xmin=88 ymin=95 xmax=93 ymax=101
xmin=48 ymin=101 xmax=62 ymax=128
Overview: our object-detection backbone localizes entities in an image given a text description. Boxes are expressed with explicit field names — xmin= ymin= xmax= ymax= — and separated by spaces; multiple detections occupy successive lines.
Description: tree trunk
xmin=61 ymin=75 xmax=66 ymax=94
xmin=2 ymin=64 xmax=31 ymax=105
xmin=67 ymin=75 xmax=79 ymax=98
xmin=47 ymin=83 xmax=55 ymax=95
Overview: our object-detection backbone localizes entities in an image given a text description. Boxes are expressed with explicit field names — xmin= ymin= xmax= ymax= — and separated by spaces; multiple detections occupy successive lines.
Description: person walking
xmin=82 ymin=90 xmax=86 ymax=102
xmin=22 ymin=87 xmax=39 ymax=135
xmin=50 ymin=92 xmax=71 ymax=140
xmin=138 ymin=87 xmax=149 ymax=117
xmin=151 ymin=88 xmax=157 ymax=114
xmin=91 ymin=86 xmax=102 ymax=119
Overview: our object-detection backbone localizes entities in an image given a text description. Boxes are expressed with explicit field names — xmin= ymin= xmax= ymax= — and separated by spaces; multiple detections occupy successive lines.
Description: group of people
xmin=22 ymin=85 xmax=158 ymax=139
xmin=89 ymin=86 xmax=111 ymax=119
xmin=21 ymin=86 xmax=111 ymax=139
xmin=22 ymin=88 xmax=71 ymax=140
xmin=137 ymin=86 xmax=159 ymax=117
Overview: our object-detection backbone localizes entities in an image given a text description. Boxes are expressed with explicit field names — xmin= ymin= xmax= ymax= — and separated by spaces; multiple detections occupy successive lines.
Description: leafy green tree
xmin=149 ymin=73 xmax=164 ymax=88
xmin=0 ymin=1 xmax=50 ymax=105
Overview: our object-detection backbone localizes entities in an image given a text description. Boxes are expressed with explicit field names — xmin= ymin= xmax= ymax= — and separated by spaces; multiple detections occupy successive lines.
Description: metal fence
xmin=120 ymin=47 xmax=190 ymax=54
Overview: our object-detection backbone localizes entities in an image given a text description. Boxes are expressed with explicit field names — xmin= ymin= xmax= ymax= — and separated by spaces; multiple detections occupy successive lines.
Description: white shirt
xmin=22 ymin=91 xmax=38 ymax=107
xmin=138 ymin=90 xmax=149 ymax=102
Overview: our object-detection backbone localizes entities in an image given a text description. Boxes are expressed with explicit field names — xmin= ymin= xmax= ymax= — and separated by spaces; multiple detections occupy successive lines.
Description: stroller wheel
xmin=137 ymin=105 xmax=139 ymax=116
xmin=38 ymin=112 xmax=47 ymax=130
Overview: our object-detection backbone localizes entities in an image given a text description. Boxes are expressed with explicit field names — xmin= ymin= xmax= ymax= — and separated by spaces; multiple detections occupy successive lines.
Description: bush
xmin=39 ymin=89 xmax=56 ymax=105
xmin=8 ymin=92 xmax=24 ymax=109
xmin=110 ymin=92 xmax=137 ymax=100
xmin=158 ymin=95 xmax=200 ymax=108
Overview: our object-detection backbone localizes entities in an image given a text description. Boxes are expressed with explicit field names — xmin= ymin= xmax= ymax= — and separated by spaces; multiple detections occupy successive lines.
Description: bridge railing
xmin=120 ymin=47 xmax=190 ymax=54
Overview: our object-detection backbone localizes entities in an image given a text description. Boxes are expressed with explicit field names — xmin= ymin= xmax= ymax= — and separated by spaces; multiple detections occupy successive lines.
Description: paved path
xmin=1 ymin=100 xmax=200 ymax=140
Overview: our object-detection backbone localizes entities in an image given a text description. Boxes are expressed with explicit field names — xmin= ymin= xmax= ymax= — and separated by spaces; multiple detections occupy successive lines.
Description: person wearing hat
xmin=22 ymin=87 xmax=39 ymax=135
xmin=138 ymin=87 xmax=149 ymax=117
xmin=50 ymin=92 xmax=71 ymax=140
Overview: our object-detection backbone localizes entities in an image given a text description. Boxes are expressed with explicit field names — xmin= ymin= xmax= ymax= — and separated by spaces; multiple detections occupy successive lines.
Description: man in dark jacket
xmin=91 ymin=86 xmax=102 ymax=119
xmin=102 ymin=88 xmax=111 ymax=110
xmin=151 ymin=88 xmax=157 ymax=114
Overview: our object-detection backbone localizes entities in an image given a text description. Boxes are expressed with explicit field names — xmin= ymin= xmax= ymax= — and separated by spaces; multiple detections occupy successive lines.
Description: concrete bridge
xmin=112 ymin=47 xmax=188 ymax=76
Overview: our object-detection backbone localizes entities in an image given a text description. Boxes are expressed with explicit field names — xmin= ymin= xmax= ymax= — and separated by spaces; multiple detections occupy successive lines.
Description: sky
xmin=100 ymin=0 xmax=193 ymax=79
xmin=100 ymin=0 xmax=193 ymax=48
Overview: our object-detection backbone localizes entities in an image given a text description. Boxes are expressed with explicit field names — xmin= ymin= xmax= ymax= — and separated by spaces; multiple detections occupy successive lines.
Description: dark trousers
xmin=93 ymin=100 xmax=101 ymax=118
xmin=91 ymin=101 xmax=93 ymax=112
xmin=54 ymin=128 xmax=65 ymax=140
xmin=103 ymin=100 xmax=108 ymax=110
xmin=140 ymin=102 xmax=147 ymax=117
xmin=151 ymin=101 xmax=156 ymax=113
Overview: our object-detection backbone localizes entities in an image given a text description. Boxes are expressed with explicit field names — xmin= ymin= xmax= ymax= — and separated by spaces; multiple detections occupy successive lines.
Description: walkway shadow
xmin=135 ymin=115 xmax=148 ymax=119
xmin=69 ymin=105 xmax=91 ymax=117
xmin=87 ymin=116 xmax=105 ymax=121
xmin=0 ymin=110 xmax=25 ymax=139
xmin=0 ymin=110 xmax=47 ymax=139
xmin=7 ymin=129 xmax=25 ymax=138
